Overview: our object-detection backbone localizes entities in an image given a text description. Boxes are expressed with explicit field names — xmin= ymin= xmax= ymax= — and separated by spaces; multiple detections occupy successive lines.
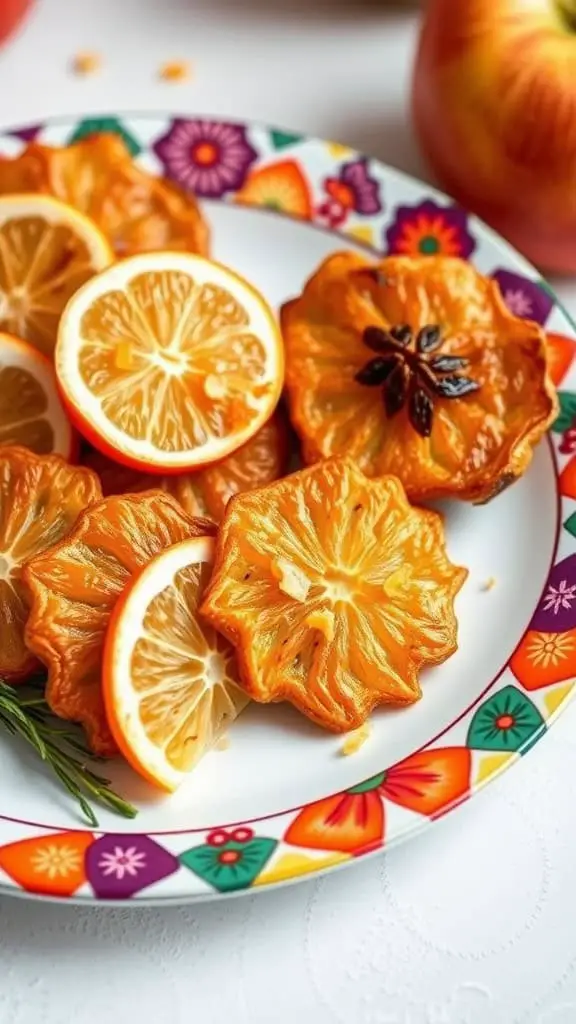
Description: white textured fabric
xmin=1 ymin=2 xmax=575 ymax=1021
xmin=2 ymin=712 xmax=576 ymax=1023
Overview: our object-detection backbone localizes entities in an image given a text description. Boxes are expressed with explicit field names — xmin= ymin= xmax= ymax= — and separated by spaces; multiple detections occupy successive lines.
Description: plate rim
xmin=0 ymin=109 xmax=574 ymax=906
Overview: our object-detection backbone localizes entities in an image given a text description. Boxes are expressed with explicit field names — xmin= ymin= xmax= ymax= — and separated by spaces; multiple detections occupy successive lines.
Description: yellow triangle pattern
xmin=253 ymin=849 xmax=350 ymax=887
xmin=348 ymin=224 xmax=376 ymax=246
xmin=544 ymin=682 xmax=575 ymax=718
xmin=475 ymin=752 xmax=515 ymax=786
xmin=326 ymin=141 xmax=354 ymax=159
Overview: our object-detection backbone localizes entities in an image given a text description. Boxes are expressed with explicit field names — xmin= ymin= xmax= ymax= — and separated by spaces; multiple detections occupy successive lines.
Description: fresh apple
xmin=0 ymin=0 xmax=34 ymax=45
xmin=412 ymin=0 xmax=576 ymax=273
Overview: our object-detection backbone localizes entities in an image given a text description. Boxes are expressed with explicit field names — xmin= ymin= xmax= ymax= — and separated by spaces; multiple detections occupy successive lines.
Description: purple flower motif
xmin=531 ymin=555 xmax=576 ymax=633
xmin=153 ymin=119 xmax=258 ymax=199
xmin=502 ymin=289 xmax=534 ymax=319
xmin=491 ymin=270 xmax=554 ymax=326
xmin=318 ymin=158 xmax=382 ymax=228
xmin=341 ymin=159 xmax=382 ymax=215
xmin=331 ymin=158 xmax=382 ymax=215
xmin=384 ymin=199 xmax=476 ymax=258
xmin=542 ymin=580 xmax=576 ymax=616
xmin=98 ymin=845 xmax=147 ymax=881
xmin=86 ymin=835 xmax=179 ymax=899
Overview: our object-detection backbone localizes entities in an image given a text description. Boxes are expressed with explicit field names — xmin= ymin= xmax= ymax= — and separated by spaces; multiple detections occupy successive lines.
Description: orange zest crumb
xmin=305 ymin=608 xmax=335 ymax=643
xmin=158 ymin=60 xmax=192 ymax=83
xmin=71 ymin=52 xmax=102 ymax=76
xmin=340 ymin=723 xmax=371 ymax=756
xmin=481 ymin=576 xmax=497 ymax=592
xmin=271 ymin=557 xmax=311 ymax=602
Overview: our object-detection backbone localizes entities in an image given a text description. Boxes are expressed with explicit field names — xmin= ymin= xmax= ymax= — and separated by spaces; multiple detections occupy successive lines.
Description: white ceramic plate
xmin=1 ymin=112 xmax=575 ymax=904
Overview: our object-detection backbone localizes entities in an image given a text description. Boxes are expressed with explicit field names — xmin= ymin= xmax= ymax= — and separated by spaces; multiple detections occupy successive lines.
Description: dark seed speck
xmin=408 ymin=385 xmax=434 ymax=438
xmin=417 ymin=325 xmax=442 ymax=353
xmin=434 ymin=375 xmax=480 ymax=399
xmin=429 ymin=354 xmax=469 ymax=373
xmin=355 ymin=356 xmax=398 ymax=386
xmin=362 ymin=326 xmax=391 ymax=353
xmin=390 ymin=323 xmax=412 ymax=346
xmin=384 ymin=361 xmax=408 ymax=418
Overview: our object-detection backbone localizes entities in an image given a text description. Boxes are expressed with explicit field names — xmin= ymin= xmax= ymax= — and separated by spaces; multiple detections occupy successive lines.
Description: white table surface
xmin=1 ymin=2 xmax=576 ymax=1022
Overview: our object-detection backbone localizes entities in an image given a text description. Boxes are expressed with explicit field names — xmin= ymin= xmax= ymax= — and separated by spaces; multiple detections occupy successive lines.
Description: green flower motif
xmin=553 ymin=392 xmax=576 ymax=434
xmin=180 ymin=829 xmax=277 ymax=892
xmin=419 ymin=236 xmax=440 ymax=254
xmin=467 ymin=685 xmax=545 ymax=753
xmin=67 ymin=118 xmax=141 ymax=157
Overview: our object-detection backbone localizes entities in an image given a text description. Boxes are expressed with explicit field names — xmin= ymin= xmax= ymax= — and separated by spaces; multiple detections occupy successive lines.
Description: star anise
xmin=354 ymin=324 xmax=480 ymax=438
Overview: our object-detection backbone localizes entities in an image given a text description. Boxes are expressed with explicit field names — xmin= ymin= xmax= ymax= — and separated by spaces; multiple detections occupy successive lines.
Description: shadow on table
xmin=321 ymin=107 xmax=429 ymax=184
xmin=0 ymin=877 xmax=312 ymax=954
xmin=134 ymin=0 xmax=415 ymax=27
xmin=177 ymin=0 xmax=396 ymax=20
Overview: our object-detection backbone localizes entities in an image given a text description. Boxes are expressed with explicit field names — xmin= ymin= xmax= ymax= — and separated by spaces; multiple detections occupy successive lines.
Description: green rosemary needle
xmin=0 ymin=680 xmax=137 ymax=828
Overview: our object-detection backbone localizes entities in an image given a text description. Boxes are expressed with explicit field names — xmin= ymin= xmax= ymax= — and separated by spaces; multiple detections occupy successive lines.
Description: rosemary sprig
xmin=0 ymin=680 xmax=137 ymax=828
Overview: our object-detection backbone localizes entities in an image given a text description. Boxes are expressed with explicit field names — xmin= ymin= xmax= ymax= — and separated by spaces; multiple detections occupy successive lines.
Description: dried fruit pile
xmin=0 ymin=131 xmax=559 ymax=814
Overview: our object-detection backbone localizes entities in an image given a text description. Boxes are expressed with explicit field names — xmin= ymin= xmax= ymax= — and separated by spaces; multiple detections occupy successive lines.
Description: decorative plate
xmin=1 ymin=113 xmax=575 ymax=905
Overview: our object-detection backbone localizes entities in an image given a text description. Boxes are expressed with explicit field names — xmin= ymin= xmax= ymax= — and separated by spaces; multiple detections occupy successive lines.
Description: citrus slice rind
xmin=0 ymin=193 xmax=113 ymax=356
xmin=0 ymin=331 xmax=75 ymax=458
xmin=23 ymin=491 xmax=215 ymax=755
xmin=103 ymin=535 xmax=248 ymax=791
xmin=56 ymin=252 xmax=284 ymax=473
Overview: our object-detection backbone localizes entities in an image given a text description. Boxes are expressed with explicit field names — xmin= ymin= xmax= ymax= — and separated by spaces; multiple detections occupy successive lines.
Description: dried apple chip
xmin=202 ymin=458 xmax=467 ymax=731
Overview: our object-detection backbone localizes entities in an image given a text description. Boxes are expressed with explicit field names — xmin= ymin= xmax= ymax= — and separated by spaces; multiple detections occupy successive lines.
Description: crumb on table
xmin=481 ymin=576 xmax=497 ymax=592
xmin=215 ymin=734 xmax=230 ymax=752
xmin=71 ymin=51 xmax=102 ymax=76
xmin=158 ymin=60 xmax=192 ymax=83
xmin=340 ymin=723 xmax=371 ymax=756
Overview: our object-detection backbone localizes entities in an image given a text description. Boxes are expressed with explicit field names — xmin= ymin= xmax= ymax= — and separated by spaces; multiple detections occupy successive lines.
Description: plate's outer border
xmin=1 ymin=113 xmax=576 ymax=904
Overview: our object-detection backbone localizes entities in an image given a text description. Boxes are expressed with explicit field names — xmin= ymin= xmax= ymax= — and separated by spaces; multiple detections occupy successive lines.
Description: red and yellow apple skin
xmin=412 ymin=0 xmax=576 ymax=273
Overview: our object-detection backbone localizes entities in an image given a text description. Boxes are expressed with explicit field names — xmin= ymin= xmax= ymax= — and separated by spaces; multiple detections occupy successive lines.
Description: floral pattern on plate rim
xmin=0 ymin=113 xmax=574 ymax=904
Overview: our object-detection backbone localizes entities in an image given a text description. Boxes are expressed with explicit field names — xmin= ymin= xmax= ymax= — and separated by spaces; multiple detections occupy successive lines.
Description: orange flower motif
xmin=510 ymin=628 xmax=576 ymax=691
xmin=546 ymin=333 xmax=575 ymax=387
xmin=235 ymin=160 xmax=312 ymax=219
xmin=317 ymin=159 xmax=382 ymax=229
xmin=527 ymin=633 xmax=576 ymax=669
xmin=385 ymin=200 xmax=475 ymax=258
xmin=285 ymin=790 xmax=383 ymax=855
xmin=284 ymin=747 xmax=471 ymax=854
xmin=380 ymin=747 xmax=471 ymax=818
xmin=325 ymin=180 xmax=355 ymax=209
xmin=0 ymin=832 xmax=94 ymax=897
